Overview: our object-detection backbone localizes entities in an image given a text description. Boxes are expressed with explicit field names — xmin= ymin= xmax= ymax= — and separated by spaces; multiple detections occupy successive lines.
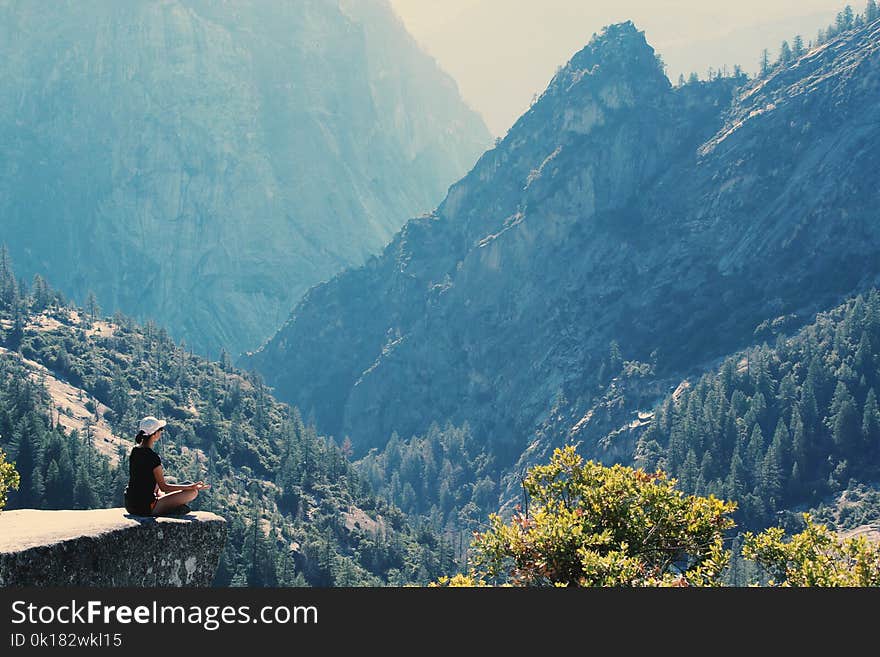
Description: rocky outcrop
xmin=246 ymin=19 xmax=880 ymax=470
xmin=0 ymin=0 xmax=491 ymax=356
xmin=0 ymin=509 xmax=226 ymax=586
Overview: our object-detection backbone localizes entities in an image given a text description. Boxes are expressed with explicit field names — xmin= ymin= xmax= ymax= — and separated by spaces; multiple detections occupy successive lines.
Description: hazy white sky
xmin=390 ymin=0 xmax=847 ymax=135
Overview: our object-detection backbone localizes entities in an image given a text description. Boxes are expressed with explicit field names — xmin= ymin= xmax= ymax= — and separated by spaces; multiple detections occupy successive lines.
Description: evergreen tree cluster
xmin=0 ymin=356 xmax=117 ymax=511
xmin=357 ymin=423 xmax=498 ymax=563
xmin=760 ymin=3 xmax=879 ymax=78
xmin=635 ymin=291 xmax=880 ymax=530
xmin=676 ymin=63 xmax=746 ymax=87
xmin=0 ymin=247 xmax=452 ymax=586
xmin=675 ymin=2 xmax=878 ymax=85
xmin=815 ymin=3 xmax=878 ymax=46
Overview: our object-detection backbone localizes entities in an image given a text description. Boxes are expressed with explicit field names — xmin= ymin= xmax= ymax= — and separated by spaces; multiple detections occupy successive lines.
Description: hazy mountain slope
xmin=0 ymin=0 xmax=490 ymax=356
xmin=246 ymin=20 xmax=880 ymax=466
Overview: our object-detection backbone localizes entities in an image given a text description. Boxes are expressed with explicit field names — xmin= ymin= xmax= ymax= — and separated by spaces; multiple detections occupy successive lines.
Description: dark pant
xmin=124 ymin=490 xmax=156 ymax=516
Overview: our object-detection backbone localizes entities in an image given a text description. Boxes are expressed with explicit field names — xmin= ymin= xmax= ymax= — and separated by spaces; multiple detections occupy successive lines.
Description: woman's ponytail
xmin=134 ymin=430 xmax=147 ymax=445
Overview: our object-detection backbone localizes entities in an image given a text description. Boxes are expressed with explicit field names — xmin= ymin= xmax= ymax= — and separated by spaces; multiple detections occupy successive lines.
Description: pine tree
xmin=792 ymin=35 xmax=805 ymax=57
xmin=841 ymin=5 xmax=855 ymax=30
xmin=776 ymin=373 xmax=797 ymax=417
xmin=317 ymin=528 xmax=336 ymax=586
xmin=242 ymin=502 xmax=263 ymax=586
xmin=680 ymin=449 xmax=699 ymax=492
xmin=854 ymin=331 xmax=872 ymax=370
xmin=45 ymin=459 xmax=62 ymax=508
xmin=9 ymin=303 xmax=25 ymax=350
xmin=745 ymin=424 xmax=765 ymax=485
xmin=744 ymin=392 xmax=766 ymax=427
xmin=57 ymin=442 xmax=75 ymax=500
xmin=726 ymin=447 xmax=747 ymax=499
xmin=73 ymin=462 xmax=99 ymax=509
xmin=698 ymin=451 xmax=714 ymax=491
xmin=830 ymin=382 xmax=859 ymax=452
xmin=778 ymin=40 xmax=793 ymax=66
xmin=790 ymin=407 xmax=808 ymax=477
xmin=276 ymin=549 xmax=298 ymax=586
xmin=800 ymin=380 xmax=819 ymax=432
xmin=30 ymin=466 xmax=45 ymax=504
xmin=868 ymin=0 xmax=880 ymax=23
xmin=760 ymin=49 xmax=771 ymax=76
xmin=863 ymin=388 xmax=879 ymax=447
xmin=771 ymin=418 xmax=791 ymax=473
xmin=0 ymin=245 xmax=17 ymax=309
xmin=219 ymin=349 xmax=233 ymax=371
xmin=760 ymin=445 xmax=783 ymax=511
xmin=85 ymin=291 xmax=101 ymax=321
xmin=608 ymin=340 xmax=623 ymax=375
xmin=11 ymin=429 xmax=35 ymax=507
xmin=31 ymin=274 xmax=52 ymax=312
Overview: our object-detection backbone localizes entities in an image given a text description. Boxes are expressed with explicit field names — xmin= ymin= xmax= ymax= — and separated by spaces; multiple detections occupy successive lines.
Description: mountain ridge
xmin=246 ymin=17 xmax=880 ymax=477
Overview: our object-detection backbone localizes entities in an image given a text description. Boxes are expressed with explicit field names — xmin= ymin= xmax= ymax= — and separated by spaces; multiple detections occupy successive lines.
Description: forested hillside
xmin=356 ymin=422 xmax=497 ymax=556
xmin=0 ymin=248 xmax=453 ymax=586
xmin=635 ymin=291 xmax=880 ymax=531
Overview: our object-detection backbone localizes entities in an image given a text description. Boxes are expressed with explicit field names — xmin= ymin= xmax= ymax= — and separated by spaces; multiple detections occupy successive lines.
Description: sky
xmin=389 ymin=0 xmax=848 ymax=135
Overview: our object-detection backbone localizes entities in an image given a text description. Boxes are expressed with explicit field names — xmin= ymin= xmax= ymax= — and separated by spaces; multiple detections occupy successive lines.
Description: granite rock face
xmin=0 ymin=0 xmax=491 ymax=356
xmin=0 ymin=509 xmax=226 ymax=586
xmin=246 ymin=20 xmax=880 ymax=465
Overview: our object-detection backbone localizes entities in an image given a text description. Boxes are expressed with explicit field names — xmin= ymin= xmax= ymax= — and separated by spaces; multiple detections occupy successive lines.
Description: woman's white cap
xmin=138 ymin=416 xmax=167 ymax=435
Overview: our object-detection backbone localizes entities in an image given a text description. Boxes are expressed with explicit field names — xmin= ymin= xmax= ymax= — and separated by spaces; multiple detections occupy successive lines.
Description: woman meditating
xmin=123 ymin=416 xmax=209 ymax=516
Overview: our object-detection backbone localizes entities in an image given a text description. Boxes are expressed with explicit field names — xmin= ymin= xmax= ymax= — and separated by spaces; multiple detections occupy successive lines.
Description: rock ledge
xmin=0 ymin=508 xmax=226 ymax=586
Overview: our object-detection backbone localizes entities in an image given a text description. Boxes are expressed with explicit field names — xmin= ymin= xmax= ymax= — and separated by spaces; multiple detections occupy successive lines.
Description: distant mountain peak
xmin=508 ymin=21 xmax=670 ymax=145
xmin=579 ymin=21 xmax=653 ymax=62
xmin=560 ymin=21 xmax=668 ymax=90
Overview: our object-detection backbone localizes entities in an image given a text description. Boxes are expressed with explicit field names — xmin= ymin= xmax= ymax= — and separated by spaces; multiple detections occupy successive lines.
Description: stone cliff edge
xmin=0 ymin=508 xmax=226 ymax=586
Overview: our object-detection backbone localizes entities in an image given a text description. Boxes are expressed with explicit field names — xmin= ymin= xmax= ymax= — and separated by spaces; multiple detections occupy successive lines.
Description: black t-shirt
xmin=127 ymin=446 xmax=161 ymax=504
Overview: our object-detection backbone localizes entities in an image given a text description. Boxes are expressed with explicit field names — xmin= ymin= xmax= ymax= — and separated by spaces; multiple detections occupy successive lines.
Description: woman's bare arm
xmin=153 ymin=465 xmax=208 ymax=493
